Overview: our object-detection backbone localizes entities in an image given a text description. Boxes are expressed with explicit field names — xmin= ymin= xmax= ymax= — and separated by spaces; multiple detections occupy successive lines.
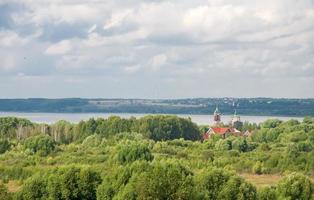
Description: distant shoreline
xmin=0 ymin=111 xmax=309 ymax=118
xmin=0 ymin=98 xmax=313 ymax=117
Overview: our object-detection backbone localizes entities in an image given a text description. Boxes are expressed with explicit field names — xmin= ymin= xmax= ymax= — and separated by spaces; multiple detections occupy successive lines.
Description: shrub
xmin=218 ymin=176 xmax=257 ymax=200
xmin=258 ymin=186 xmax=277 ymax=200
xmin=117 ymin=144 xmax=153 ymax=164
xmin=196 ymin=168 xmax=257 ymax=200
xmin=24 ymin=135 xmax=56 ymax=156
xmin=97 ymin=162 xmax=195 ymax=200
xmin=252 ymin=161 xmax=263 ymax=175
xmin=18 ymin=167 xmax=101 ymax=200
xmin=277 ymin=172 xmax=313 ymax=200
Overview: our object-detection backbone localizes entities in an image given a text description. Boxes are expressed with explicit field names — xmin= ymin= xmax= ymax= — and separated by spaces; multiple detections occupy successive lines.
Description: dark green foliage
xmin=56 ymin=115 xmax=201 ymax=142
xmin=117 ymin=144 xmax=153 ymax=164
xmin=24 ymin=135 xmax=56 ymax=156
xmin=134 ymin=115 xmax=201 ymax=141
xmin=0 ymin=139 xmax=11 ymax=154
xmin=277 ymin=172 xmax=313 ymax=200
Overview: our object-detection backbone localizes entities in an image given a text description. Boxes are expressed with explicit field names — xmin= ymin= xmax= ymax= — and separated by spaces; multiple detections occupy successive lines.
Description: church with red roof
xmin=202 ymin=106 xmax=244 ymax=140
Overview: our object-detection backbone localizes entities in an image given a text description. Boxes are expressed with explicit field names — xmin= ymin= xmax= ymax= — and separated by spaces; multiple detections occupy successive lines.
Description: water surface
xmin=0 ymin=112 xmax=304 ymax=125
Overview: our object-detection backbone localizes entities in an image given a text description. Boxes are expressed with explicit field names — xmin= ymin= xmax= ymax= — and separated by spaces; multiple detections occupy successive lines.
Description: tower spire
xmin=213 ymin=105 xmax=221 ymax=125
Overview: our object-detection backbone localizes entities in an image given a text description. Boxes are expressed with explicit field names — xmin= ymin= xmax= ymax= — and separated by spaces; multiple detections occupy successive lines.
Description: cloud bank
xmin=0 ymin=0 xmax=313 ymax=98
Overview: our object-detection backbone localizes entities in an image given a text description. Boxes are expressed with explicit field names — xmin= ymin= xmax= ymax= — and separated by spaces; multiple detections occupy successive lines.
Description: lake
xmin=0 ymin=112 xmax=304 ymax=125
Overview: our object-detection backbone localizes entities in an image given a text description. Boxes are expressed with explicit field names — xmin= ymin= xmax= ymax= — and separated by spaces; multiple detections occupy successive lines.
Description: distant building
xmin=213 ymin=106 xmax=221 ymax=125
xmin=231 ymin=110 xmax=243 ymax=130
xmin=203 ymin=107 xmax=243 ymax=140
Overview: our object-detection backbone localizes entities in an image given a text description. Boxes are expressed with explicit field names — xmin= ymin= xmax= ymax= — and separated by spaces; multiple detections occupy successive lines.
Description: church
xmin=202 ymin=106 xmax=247 ymax=140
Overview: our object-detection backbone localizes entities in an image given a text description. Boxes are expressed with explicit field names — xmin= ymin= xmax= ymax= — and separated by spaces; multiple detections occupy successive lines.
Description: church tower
xmin=213 ymin=106 xmax=221 ymax=125
xmin=231 ymin=109 xmax=243 ymax=130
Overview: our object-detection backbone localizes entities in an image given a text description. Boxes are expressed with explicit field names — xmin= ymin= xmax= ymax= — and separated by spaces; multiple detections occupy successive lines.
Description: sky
xmin=0 ymin=0 xmax=313 ymax=99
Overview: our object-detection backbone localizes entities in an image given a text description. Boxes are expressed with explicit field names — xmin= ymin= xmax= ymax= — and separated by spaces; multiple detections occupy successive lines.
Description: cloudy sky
xmin=0 ymin=0 xmax=313 ymax=98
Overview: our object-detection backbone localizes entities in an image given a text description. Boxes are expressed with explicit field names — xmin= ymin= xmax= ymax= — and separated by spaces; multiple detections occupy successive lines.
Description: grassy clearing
xmin=240 ymin=173 xmax=314 ymax=189
xmin=1 ymin=180 xmax=22 ymax=193
xmin=239 ymin=173 xmax=282 ymax=188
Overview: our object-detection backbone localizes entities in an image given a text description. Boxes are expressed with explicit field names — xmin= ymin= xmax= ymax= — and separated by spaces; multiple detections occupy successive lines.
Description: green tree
xmin=197 ymin=168 xmax=231 ymax=200
xmin=135 ymin=162 xmax=195 ymax=200
xmin=261 ymin=119 xmax=282 ymax=129
xmin=18 ymin=173 xmax=48 ymax=200
xmin=19 ymin=167 xmax=101 ymax=200
xmin=277 ymin=172 xmax=313 ymax=200
xmin=117 ymin=144 xmax=153 ymax=164
xmin=24 ymin=135 xmax=56 ymax=156
xmin=218 ymin=176 xmax=257 ymax=200
xmin=258 ymin=186 xmax=277 ymax=200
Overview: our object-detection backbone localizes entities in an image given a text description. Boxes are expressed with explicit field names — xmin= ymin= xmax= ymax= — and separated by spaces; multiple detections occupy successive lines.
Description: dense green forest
xmin=1 ymin=98 xmax=314 ymax=116
xmin=0 ymin=115 xmax=314 ymax=199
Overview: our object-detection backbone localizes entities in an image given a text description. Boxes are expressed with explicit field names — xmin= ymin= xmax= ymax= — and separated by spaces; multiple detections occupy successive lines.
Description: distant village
xmin=203 ymin=107 xmax=253 ymax=140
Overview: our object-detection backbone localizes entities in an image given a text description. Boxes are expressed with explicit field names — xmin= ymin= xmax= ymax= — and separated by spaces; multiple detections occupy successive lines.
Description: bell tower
xmin=213 ymin=106 xmax=221 ymax=125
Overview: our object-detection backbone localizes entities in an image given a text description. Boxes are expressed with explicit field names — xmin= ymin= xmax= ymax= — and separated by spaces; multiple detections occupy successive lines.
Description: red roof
xmin=211 ymin=127 xmax=231 ymax=135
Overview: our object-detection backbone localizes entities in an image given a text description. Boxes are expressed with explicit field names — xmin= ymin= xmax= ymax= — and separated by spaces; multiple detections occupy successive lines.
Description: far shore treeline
xmin=0 ymin=115 xmax=314 ymax=200
xmin=1 ymin=98 xmax=314 ymax=116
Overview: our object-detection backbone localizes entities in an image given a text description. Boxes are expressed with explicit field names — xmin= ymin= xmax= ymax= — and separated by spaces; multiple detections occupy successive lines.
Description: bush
xmin=258 ymin=186 xmax=277 ymax=200
xmin=24 ymin=135 xmax=56 ymax=156
xmin=117 ymin=144 xmax=153 ymax=164
xmin=215 ymin=139 xmax=232 ymax=151
xmin=196 ymin=168 xmax=257 ymax=200
xmin=135 ymin=162 xmax=195 ymax=200
xmin=218 ymin=176 xmax=257 ymax=200
xmin=277 ymin=172 xmax=313 ymax=200
xmin=97 ymin=162 xmax=195 ymax=200
xmin=252 ymin=161 xmax=263 ymax=175
xmin=18 ymin=173 xmax=48 ymax=200
xmin=18 ymin=167 xmax=101 ymax=200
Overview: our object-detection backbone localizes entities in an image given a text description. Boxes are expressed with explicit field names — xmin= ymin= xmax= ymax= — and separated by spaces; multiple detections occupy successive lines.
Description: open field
xmin=240 ymin=173 xmax=314 ymax=189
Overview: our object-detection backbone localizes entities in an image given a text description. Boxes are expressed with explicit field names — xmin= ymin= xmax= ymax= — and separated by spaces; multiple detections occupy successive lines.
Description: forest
xmin=1 ymin=98 xmax=314 ymax=116
xmin=0 ymin=115 xmax=314 ymax=200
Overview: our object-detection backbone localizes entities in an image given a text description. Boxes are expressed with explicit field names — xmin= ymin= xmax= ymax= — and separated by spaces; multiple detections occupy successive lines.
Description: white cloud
xmin=0 ymin=30 xmax=27 ymax=47
xmin=0 ymin=0 xmax=314 ymax=98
